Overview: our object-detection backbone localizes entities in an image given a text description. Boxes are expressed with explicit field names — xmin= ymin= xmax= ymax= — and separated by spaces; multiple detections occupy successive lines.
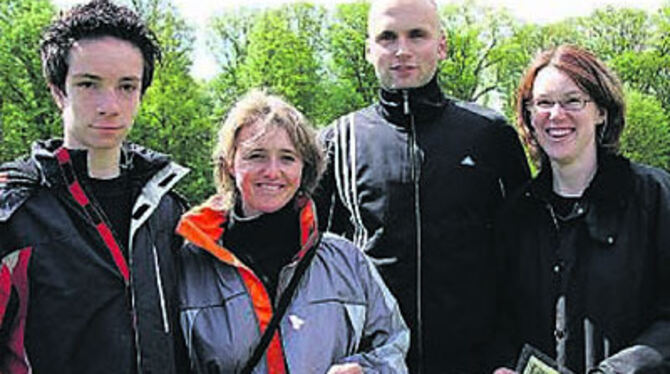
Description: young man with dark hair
xmin=0 ymin=1 xmax=188 ymax=372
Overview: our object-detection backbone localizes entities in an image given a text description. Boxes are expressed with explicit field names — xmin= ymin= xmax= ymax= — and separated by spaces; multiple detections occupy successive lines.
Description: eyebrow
xmin=71 ymin=73 xmax=141 ymax=82
xmin=71 ymin=73 xmax=101 ymax=80
xmin=535 ymin=89 xmax=583 ymax=97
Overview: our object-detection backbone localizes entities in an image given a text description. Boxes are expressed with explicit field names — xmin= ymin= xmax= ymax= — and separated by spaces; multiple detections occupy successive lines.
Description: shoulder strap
xmin=241 ymin=233 xmax=322 ymax=374
xmin=54 ymin=147 xmax=130 ymax=284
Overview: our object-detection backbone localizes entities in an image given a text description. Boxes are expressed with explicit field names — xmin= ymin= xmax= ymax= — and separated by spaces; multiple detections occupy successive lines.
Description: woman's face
xmin=530 ymin=66 xmax=606 ymax=168
xmin=230 ymin=121 xmax=303 ymax=217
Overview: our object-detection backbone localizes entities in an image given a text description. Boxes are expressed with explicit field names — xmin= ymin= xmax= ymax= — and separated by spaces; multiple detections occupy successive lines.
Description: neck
xmin=378 ymin=74 xmax=445 ymax=125
xmin=87 ymin=148 xmax=121 ymax=179
xmin=550 ymin=154 xmax=597 ymax=197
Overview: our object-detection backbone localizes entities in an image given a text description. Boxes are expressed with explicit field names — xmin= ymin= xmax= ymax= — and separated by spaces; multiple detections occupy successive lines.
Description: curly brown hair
xmin=40 ymin=0 xmax=161 ymax=96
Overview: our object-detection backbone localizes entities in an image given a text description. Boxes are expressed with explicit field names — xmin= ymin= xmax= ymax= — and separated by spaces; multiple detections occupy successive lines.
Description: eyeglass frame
xmin=527 ymin=96 xmax=593 ymax=114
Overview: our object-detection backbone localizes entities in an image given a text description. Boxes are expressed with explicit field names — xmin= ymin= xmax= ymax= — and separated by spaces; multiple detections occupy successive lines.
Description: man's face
xmin=51 ymin=36 xmax=144 ymax=151
xmin=366 ymin=0 xmax=446 ymax=90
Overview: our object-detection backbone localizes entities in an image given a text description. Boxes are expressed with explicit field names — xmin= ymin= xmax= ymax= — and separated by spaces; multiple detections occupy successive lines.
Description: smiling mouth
xmin=546 ymin=127 xmax=575 ymax=139
xmin=256 ymin=183 xmax=284 ymax=191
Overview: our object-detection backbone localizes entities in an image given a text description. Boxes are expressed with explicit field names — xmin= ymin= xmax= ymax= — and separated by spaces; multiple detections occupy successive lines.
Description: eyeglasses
xmin=528 ymin=97 xmax=592 ymax=113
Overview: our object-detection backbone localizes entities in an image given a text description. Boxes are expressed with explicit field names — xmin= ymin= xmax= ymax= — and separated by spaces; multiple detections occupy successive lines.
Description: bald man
xmin=314 ymin=0 xmax=530 ymax=372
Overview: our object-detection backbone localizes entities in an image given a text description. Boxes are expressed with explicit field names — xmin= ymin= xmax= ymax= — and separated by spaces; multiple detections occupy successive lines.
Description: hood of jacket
xmin=0 ymin=139 xmax=177 ymax=222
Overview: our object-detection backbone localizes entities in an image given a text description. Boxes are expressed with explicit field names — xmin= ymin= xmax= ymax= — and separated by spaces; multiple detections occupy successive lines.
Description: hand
xmin=326 ymin=363 xmax=363 ymax=374
xmin=493 ymin=368 xmax=517 ymax=374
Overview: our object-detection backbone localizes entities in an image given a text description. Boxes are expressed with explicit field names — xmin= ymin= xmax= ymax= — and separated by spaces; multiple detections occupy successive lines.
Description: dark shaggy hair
xmin=40 ymin=0 xmax=161 ymax=95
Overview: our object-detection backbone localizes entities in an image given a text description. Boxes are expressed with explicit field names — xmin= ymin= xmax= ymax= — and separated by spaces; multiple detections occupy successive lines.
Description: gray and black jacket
xmin=177 ymin=197 xmax=409 ymax=374
xmin=0 ymin=139 xmax=188 ymax=373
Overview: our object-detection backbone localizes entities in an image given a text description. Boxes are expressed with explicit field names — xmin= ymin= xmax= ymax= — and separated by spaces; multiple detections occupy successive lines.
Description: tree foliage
xmin=127 ymin=0 xmax=215 ymax=203
xmin=621 ymin=88 xmax=670 ymax=169
xmin=2 ymin=0 xmax=670 ymax=205
xmin=324 ymin=1 xmax=376 ymax=114
xmin=0 ymin=0 xmax=59 ymax=160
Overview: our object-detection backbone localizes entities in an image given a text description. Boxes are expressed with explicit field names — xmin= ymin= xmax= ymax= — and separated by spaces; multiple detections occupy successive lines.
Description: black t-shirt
xmin=549 ymin=191 xmax=584 ymax=220
xmin=72 ymin=153 xmax=134 ymax=260
xmin=85 ymin=173 xmax=133 ymax=258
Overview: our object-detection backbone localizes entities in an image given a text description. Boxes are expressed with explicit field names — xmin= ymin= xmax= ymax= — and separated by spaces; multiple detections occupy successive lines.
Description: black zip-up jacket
xmin=315 ymin=76 xmax=530 ymax=373
xmin=495 ymin=154 xmax=670 ymax=373
xmin=0 ymin=139 xmax=188 ymax=374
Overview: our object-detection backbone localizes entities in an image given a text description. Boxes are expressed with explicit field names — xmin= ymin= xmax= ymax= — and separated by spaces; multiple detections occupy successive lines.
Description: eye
xmin=409 ymin=29 xmax=427 ymax=39
xmin=563 ymin=97 xmax=584 ymax=109
xmin=120 ymin=83 xmax=138 ymax=93
xmin=76 ymin=81 xmax=96 ymax=89
xmin=281 ymin=154 xmax=297 ymax=163
xmin=534 ymin=99 xmax=554 ymax=109
xmin=249 ymin=153 xmax=265 ymax=160
xmin=376 ymin=31 xmax=396 ymax=43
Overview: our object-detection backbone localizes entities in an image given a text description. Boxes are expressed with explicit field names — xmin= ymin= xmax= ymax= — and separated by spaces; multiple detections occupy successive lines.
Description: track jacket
xmin=495 ymin=154 xmax=670 ymax=373
xmin=0 ymin=139 xmax=188 ymax=373
xmin=177 ymin=196 xmax=409 ymax=374
xmin=314 ymin=75 xmax=530 ymax=373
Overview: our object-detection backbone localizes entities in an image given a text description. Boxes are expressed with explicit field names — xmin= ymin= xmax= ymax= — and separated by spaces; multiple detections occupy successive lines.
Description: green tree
xmin=128 ymin=0 xmax=215 ymax=203
xmin=237 ymin=3 xmax=328 ymax=123
xmin=576 ymin=6 xmax=652 ymax=61
xmin=608 ymin=5 xmax=670 ymax=111
xmin=621 ymin=88 xmax=670 ymax=170
xmin=206 ymin=7 xmax=257 ymax=119
xmin=439 ymin=1 xmax=518 ymax=103
xmin=323 ymin=0 xmax=376 ymax=121
xmin=0 ymin=0 xmax=59 ymax=162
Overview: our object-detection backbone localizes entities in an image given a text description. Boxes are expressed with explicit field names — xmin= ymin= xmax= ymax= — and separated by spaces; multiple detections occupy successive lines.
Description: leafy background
xmin=2 ymin=0 xmax=669 ymax=203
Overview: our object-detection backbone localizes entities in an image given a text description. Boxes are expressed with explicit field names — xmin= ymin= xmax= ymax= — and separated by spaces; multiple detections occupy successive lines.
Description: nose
xmin=395 ymin=36 xmax=411 ymax=58
xmin=97 ymin=88 xmax=121 ymax=116
xmin=263 ymin=157 xmax=281 ymax=178
xmin=548 ymin=102 xmax=566 ymax=119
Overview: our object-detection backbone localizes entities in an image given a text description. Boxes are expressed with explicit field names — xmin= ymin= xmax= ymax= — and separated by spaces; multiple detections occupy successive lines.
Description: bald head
xmin=368 ymin=0 xmax=441 ymax=36
xmin=365 ymin=0 xmax=446 ymax=90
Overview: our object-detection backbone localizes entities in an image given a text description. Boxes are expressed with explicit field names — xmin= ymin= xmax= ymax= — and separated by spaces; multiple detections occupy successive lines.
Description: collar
xmin=176 ymin=195 xmax=320 ymax=268
xmin=31 ymin=139 xmax=171 ymax=188
xmin=528 ymin=153 xmax=633 ymax=204
xmin=377 ymin=74 xmax=447 ymax=126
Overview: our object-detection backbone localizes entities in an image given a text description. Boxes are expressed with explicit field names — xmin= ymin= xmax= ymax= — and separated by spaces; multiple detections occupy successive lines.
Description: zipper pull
xmin=402 ymin=90 xmax=410 ymax=115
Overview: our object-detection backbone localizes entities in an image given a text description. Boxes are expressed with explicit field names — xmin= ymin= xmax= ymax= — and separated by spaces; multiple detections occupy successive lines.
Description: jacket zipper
xmin=404 ymin=89 xmax=424 ymax=374
xmin=61 ymin=187 xmax=142 ymax=370
xmin=152 ymin=244 xmax=170 ymax=333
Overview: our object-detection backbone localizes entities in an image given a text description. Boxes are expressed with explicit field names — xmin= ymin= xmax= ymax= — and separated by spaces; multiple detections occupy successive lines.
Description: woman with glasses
xmin=493 ymin=45 xmax=670 ymax=373
xmin=176 ymin=90 xmax=408 ymax=374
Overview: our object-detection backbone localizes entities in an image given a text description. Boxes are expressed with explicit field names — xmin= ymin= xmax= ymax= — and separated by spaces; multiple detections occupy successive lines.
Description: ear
xmin=49 ymin=84 xmax=66 ymax=110
xmin=226 ymin=161 xmax=235 ymax=179
xmin=437 ymin=30 xmax=447 ymax=61
xmin=597 ymin=107 xmax=607 ymax=125
xmin=365 ymin=37 xmax=373 ymax=65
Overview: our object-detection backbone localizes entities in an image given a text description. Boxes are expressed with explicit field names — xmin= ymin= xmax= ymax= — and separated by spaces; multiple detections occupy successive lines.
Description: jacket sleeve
xmin=313 ymin=121 xmax=352 ymax=236
xmin=336 ymin=248 xmax=409 ymax=373
xmin=597 ymin=169 xmax=670 ymax=373
xmin=493 ymin=122 xmax=531 ymax=198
